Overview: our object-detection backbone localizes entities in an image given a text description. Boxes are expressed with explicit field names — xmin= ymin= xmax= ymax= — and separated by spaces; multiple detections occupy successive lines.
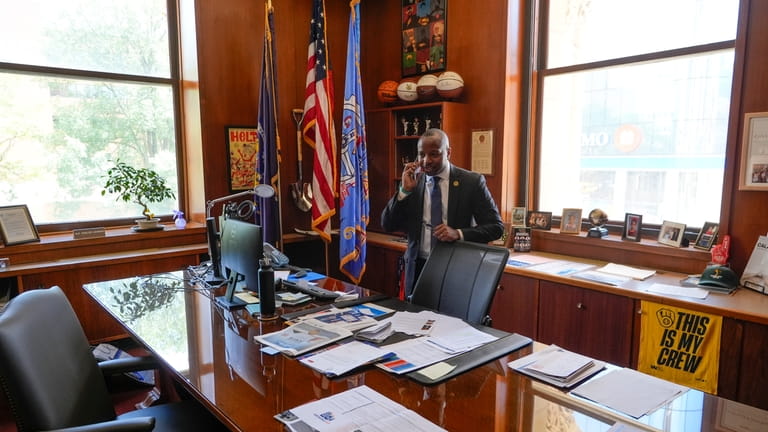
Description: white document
xmin=424 ymin=325 xmax=497 ymax=354
xmin=571 ymin=270 xmax=631 ymax=286
xmin=509 ymin=345 xmax=605 ymax=388
xmin=299 ymin=341 xmax=394 ymax=376
xmin=597 ymin=263 xmax=656 ymax=280
xmin=387 ymin=310 xmax=445 ymax=336
xmin=376 ymin=337 xmax=458 ymax=374
xmin=571 ymin=367 xmax=688 ymax=419
xmin=647 ymin=283 xmax=709 ymax=299
xmin=527 ymin=260 xmax=594 ymax=276
xmin=275 ymin=385 xmax=446 ymax=432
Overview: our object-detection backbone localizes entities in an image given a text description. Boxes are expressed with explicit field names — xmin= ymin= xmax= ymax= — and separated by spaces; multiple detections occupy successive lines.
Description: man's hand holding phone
xmin=401 ymin=161 xmax=421 ymax=191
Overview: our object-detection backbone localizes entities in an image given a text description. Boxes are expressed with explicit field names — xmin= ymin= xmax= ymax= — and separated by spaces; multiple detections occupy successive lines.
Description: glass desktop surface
xmin=83 ymin=271 xmax=768 ymax=432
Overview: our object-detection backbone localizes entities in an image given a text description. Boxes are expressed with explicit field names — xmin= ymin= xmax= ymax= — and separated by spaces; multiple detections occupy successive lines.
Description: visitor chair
xmin=0 ymin=286 xmax=228 ymax=432
xmin=410 ymin=240 xmax=510 ymax=326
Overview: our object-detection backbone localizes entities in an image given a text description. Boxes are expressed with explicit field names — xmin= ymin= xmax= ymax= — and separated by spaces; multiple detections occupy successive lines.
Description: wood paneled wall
xmin=191 ymin=0 xmax=767 ymax=276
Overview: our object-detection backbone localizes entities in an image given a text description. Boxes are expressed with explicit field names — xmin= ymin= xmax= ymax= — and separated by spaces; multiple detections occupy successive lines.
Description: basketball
xmin=436 ymin=71 xmax=464 ymax=99
xmin=377 ymin=80 xmax=399 ymax=104
xmin=416 ymin=74 xmax=438 ymax=101
xmin=396 ymin=78 xmax=419 ymax=102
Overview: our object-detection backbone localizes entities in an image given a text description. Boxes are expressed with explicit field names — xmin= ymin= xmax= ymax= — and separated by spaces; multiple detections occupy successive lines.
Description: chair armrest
xmin=98 ymin=355 xmax=160 ymax=376
xmin=42 ymin=416 xmax=155 ymax=432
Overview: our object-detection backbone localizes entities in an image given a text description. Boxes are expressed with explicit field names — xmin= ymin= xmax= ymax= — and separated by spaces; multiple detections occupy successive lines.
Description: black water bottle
xmin=258 ymin=258 xmax=276 ymax=318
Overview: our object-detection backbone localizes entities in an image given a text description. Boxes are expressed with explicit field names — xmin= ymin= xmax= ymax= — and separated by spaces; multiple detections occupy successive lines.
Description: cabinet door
xmin=366 ymin=110 xmax=394 ymax=233
xmin=538 ymin=281 xmax=634 ymax=366
xmin=359 ymin=244 xmax=401 ymax=298
xmin=490 ymin=273 xmax=537 ymax=338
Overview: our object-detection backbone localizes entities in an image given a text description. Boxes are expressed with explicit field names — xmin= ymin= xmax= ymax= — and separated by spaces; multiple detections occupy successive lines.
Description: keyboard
xmin=281 ymin=279 xmax=340 ymax=300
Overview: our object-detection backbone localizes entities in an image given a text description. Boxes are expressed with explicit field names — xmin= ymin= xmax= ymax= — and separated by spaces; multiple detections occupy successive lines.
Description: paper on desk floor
xmin=571 ymin=367 xmax=687 ymax=419
xmin=647 ymin=283 xmax=709 ymax=299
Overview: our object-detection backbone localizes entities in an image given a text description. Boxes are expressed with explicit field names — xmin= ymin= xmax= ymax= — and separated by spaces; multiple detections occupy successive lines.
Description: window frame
xmin=0 ymin=0 xmax=185 ymax=234
xmin=525 ymin=0 xmax=741 ymax=240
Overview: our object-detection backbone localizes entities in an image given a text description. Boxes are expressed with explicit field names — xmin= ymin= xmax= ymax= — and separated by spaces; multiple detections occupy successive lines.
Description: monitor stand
xmin=215 ymin=272 xmax=247 ymax=309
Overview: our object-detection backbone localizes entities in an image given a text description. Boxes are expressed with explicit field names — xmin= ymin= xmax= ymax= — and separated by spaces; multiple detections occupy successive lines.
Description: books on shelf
xmin=275 ymin=385 xmax=447 ymax=432
xmin=741 ymin=235 xmax=768 ymax=295
xmin=508 ymin=345 xmax=605 ymax=388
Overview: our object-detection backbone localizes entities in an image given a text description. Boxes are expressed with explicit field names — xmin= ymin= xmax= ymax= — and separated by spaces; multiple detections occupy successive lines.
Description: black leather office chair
xmin=0 ymin=286 xmax=228 ymax=432
xmin=410 ymin=240 xmax=510 ymax=326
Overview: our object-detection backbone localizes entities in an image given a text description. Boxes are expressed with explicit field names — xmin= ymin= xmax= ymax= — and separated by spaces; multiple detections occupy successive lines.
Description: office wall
xmin=192 ymin=0 xmax=767 ymax=275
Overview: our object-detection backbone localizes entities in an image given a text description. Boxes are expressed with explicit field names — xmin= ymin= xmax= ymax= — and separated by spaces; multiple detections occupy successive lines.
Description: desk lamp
xmin=204 ymin=184 xmax=275 ymax=284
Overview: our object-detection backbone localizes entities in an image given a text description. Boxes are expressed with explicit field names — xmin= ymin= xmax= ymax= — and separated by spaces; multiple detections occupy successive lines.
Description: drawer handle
xmin=576 ymin=302 xmax=584 ymax=309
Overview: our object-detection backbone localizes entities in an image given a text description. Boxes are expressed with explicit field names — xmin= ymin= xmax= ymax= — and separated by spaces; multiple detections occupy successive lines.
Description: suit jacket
xmin=381 ymin=165 xmax=503 ymax=297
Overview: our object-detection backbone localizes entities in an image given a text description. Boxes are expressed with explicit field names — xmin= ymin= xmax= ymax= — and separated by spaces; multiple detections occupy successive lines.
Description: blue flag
xmin=256 ymin=0 xmax=282 ymax=246
xmin=339 ymin=1 xmax=369 ymax=284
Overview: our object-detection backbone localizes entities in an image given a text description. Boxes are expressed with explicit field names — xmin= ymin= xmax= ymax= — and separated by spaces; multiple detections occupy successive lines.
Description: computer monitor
xmin=217 ymin=218 xmax=263 ymax=309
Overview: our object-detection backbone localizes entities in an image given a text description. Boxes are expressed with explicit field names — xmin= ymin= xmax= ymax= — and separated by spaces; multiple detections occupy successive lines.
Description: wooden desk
xmin=84 ymin=271 xmax=768 ymax=431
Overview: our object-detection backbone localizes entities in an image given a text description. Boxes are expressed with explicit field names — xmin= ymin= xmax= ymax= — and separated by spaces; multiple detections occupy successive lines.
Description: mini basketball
xmin=377 ymin=80 xmax=399 ymax=104
xmin=436 ymin=71 xmax=464 ymax=99
xmin=416 ymin=74 xmax=438 ymax=101
xmin=396 ymin=78 xmax=419 ymax=102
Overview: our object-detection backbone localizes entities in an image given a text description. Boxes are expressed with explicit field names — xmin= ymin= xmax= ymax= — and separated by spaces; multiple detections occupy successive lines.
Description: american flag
xmin=256 ymin=0 xmax=281 ymax=246
xmin=339 ymin=1 xmax=368 ymax=284
xmin=302 ymin=0 xmax=337 ymax=242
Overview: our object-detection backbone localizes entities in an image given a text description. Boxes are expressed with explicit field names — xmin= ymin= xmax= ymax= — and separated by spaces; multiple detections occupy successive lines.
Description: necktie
xmin=431 ymin=177 xmax=442 ymax=229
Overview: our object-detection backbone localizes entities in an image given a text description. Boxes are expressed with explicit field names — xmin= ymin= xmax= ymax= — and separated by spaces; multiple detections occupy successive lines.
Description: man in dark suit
xmin=381 ymin=128 xmax=504 ymax=298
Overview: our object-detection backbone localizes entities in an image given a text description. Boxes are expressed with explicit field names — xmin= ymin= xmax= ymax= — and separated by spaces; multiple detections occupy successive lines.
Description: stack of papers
xmin=571 ymin=270 xmax=631 ymax=286
xmin=275 ymin=385 xmax=446 ymax=431
xmin=571 ymin=367 xmax=687 ymax=419
xmin=298 ymin=341 xmax=394 ymax=376
xmin=646 ymin=283 xmax=709 ymax=299
xmin=596 ymin=263 xmax=656 ymax=281
xmin=508 ymin=345 xmax=605 ymax=388
xmin=255 ymin=320 xmax=352 ymax=356
xmin=286 ymin=307 xmax=379 ymax=332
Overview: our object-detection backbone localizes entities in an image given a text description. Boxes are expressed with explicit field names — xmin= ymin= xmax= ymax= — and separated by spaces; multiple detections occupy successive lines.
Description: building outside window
xmin=534 ymin=0 xmax=739 ymax=228
xmin=0 ymin=0 xmax=179 ymax=230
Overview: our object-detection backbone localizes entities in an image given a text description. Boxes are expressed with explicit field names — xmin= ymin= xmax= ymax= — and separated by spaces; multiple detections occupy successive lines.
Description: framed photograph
xmin=511 ymin=207 xmax=526 ymax=227
xmin=738 ymin=112 xmax=768 ymax=190
xmin=658 ymin=220 xmax=687 ymax=248
xmin=528 ymin=211 xmax=552 ymax=230
xmin=226 ymin=126 xmax=259 ymax=192
xmin=471 ymin=129 xmax=493 ymax=175
xmin=622 ymin=213 xmax=643 ymax=242
xmin=560 ymin=208 xmax=582 ymax=234
xmin=694 ymin=222 xmax=720 ymax=250
xmin=401 ymin=0 xmax=446 ymax=77
xmin=0 ymin=205 xmax=40 ymax=246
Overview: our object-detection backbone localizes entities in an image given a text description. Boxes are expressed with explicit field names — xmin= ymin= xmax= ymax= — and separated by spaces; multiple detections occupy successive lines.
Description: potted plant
xmin=102 ymin=160 xmax=176 ymax=230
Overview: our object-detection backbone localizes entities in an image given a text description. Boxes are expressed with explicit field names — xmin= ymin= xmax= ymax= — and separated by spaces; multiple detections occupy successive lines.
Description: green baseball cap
xmin=699 ymin=265 xmax=739 ymax=290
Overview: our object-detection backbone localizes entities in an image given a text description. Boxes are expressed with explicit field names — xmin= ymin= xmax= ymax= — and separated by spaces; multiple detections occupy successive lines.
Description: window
xmin=0 ymin=0 xmax=180 ymax=229
xmin=534 ymin=0 xmax=739 ymax=227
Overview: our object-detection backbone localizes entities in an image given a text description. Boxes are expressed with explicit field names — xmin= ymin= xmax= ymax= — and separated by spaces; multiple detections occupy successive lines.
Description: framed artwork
xmin=560 ymin=208 xmax=582 ymax=234
xmin=402 ymin=0 xmax=446 ymax=77
xmin=470 ymin=129 xmax=493 ymax=175
xmin=511 ymin=207 xmax=526 ymax=227
xmin=622 ymin=213 xmax=643 ymax=242
xmin=694 ymin=222 xmax=720 ymax=251
xmin=0 ymin=204 xmax=40 ymax=246
xmin=658 ymin=220 xmax=687 ymax=248
xmin=738 ymin=112 xmax=768 ymax=190
xmin=528 ymin=211 xmax=552 ymax=230
xmin=226 ymin=126 xmax=259 ymax=192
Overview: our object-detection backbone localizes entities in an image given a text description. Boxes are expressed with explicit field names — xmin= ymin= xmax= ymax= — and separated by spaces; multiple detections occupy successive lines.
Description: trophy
xmin=400 ymin=116 xmax=410 ymax=136
xmin=587 ymin=208 xmax=609 ymax=238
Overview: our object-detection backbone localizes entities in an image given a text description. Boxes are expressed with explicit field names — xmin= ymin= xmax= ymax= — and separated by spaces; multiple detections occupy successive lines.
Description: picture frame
xmin=511 ymin=207 xmax=526 ymax=227
xmin=658 ymin=220 xmax=687 ymax=248
xmin=560 ymin=208 xmax=582 ymax=234
xmin=694 ymin=222 xmax=720 ymax=251
xmin=0 ymin=204 xmax=40 ymax=246
xmin=622 ymin=213 xmax=643 ymax=242
xmin=226 ymin=126 xmax=259 ymax=192
xmin=401 ymin=0 xmax=446 ymax=77
xmin=528 ymin=211 xmax=552 ymax=230
xmin=738 ymin=112 xmax=768 ymax=190
xmin=470 ymin=129 xmax=493 ymax=175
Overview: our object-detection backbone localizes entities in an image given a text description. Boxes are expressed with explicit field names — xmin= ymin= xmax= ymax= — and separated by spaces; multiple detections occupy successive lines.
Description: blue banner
xmin=339 ymin=1 xmax=369 ymax=284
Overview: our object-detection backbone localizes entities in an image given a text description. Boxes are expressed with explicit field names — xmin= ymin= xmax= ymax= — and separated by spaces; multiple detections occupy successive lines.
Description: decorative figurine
xmin=400 ymin=116 xmax=409 ymax=136
xmin=587 ymin=209 xmax=609 ymax=238
xmin=413 ymin=117 xmax=421 ymax=135
xmin=425 ymin=115 xmax=432 ymax=131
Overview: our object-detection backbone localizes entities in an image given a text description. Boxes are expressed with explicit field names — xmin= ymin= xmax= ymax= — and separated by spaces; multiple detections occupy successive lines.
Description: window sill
xmin=531 ymin=229 xmax=712 ymax=275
